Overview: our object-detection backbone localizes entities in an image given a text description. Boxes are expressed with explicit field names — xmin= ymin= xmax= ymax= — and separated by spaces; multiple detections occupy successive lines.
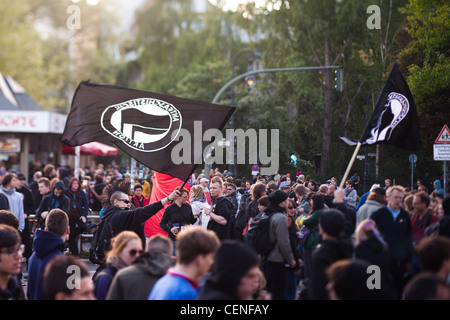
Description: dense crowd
xmin=0 ymin=163 xmax=449 ymax=301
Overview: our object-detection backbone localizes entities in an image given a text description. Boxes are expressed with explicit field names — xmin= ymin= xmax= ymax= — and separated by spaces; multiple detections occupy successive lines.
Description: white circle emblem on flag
xmin=100 ymin=98 xmax=182 ymax=152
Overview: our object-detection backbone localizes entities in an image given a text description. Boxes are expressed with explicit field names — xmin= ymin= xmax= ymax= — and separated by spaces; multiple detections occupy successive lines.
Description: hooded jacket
xmin=434 ymin=180 xmax=445 ymax=196
xmin=27 ymin=229 xmax=65 ymax=300
xmin=106 ymin=251 xmax=172 ymax=300
xmin=0 ymin=185 xmax=24 ymax=232
xmin=36 ymin=180 xmax=70 ymax=219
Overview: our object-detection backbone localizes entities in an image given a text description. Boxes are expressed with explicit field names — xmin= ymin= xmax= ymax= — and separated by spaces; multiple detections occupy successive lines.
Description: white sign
xmin=434 ymin=144 xmax=450 ymax=161
xmin=0 ymin=111 xmax=67 ymax=134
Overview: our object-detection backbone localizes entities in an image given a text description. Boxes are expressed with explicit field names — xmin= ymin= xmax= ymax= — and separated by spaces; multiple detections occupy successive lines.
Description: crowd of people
xmin=0 ymin=162 xmax=449 ymax=301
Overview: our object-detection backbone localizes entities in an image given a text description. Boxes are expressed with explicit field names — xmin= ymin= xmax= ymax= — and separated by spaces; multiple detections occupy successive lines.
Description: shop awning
xmin=62 ymin=141 xmax=118 ymax=156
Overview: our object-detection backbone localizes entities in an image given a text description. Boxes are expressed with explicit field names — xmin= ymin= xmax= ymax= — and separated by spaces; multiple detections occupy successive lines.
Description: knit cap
xmin=268 ymin=189 xmax=289 ymax=205
xmin=320 ymin=209 xmax=346 ymax=238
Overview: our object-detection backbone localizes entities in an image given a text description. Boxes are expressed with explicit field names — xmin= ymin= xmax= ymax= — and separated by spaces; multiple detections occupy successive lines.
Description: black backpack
xmin=235 ymin=194 xmax=252 ymax=231
xmin=89 ymin=213 xmax=114 ymax=265
xmin=244 ymin=212 xmax=276 ymax=256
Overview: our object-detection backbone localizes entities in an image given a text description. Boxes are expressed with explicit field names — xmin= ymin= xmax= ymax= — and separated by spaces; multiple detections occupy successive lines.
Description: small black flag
xmin=341 ymin=63 xmax=420 ymax=150
xmin=62 ymin=81 xmax=234 ymax=181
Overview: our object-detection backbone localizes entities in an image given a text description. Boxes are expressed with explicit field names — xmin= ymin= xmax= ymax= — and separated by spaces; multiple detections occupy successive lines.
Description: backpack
xmin=244 ymin=212 xmax=276 ymax=256
xmin=235 ymin=194 xmax=252 ymax=231
xmin=89 ymin=213 xmax=114 ymax=264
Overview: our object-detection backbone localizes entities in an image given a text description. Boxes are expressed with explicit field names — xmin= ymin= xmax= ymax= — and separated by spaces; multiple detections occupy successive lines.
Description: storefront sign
xmin=0 ymin=111 xmax=67 ymax=134
xmin=0 ymin=138 xmax=20 ymax=152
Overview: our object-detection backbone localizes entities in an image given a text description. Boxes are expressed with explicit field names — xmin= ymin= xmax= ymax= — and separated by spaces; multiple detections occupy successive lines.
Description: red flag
xmin=144 ymin=171 xmax=192 ymax=237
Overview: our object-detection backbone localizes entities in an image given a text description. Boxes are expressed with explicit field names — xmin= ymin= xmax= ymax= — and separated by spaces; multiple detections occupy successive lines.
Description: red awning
xmin=62 ymin=142 xmax=118 ymax=156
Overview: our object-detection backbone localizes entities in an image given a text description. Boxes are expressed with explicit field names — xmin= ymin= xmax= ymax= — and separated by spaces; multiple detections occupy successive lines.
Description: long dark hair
xmin=310 ymin=194 xmax=325 ymax=215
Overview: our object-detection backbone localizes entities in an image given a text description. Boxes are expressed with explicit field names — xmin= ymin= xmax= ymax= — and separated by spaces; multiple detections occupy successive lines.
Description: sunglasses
xmin=288 ymin=206 xmax=294 ymax=210
xmin=118 ymin=199 xmax=130 ymax=204
xmin=129 ymin=249 xmax=142 ymax=256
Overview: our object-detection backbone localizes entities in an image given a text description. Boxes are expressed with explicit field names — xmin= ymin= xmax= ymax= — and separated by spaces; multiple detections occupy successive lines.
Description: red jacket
xmin=411 ymin=210 xmax=439 ymax=244
xmin=132 ymin=194 xmax=149 ymax=208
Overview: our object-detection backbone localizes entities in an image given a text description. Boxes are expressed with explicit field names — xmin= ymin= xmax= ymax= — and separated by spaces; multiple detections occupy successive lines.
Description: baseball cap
xmin=280 ymin=181 xmax=290 ymax=188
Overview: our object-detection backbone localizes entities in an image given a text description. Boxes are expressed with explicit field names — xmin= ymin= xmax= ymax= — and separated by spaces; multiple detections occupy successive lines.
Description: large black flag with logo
xmin=340 ymin=63 xmax=420 ymax=150
xmin=62 ymin=81 xmax=234 ymax=181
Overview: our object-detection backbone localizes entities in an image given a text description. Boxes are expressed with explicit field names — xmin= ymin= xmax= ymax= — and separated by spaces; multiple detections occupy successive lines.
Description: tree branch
xmin=343 ymin=80 xmax=366 ymax=137
xmin=332 ymin=33 xmax=352 ymax=66
xmin=306 ymin=25 xmax=323 ymax=66
xmin=288 ymin=81 xmax=324 ymax=132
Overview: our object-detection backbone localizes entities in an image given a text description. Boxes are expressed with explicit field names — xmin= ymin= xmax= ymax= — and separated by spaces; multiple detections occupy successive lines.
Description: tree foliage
xmin=394 ymin=0 xmax=450 ymax=177
xmin=1 ymin=0 xmax=446 ymax=185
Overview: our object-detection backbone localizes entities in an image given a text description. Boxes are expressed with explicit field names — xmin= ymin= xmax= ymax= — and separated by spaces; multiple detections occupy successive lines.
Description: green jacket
xmin=302 ymin=210 xmax=321 ymax=249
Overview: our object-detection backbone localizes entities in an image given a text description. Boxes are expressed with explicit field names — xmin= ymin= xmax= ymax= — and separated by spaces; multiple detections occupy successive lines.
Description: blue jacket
xmin=27 ymin=229 xmax=65 ymax=300
xmin=148 ymin=268 xmax=199 ymax=300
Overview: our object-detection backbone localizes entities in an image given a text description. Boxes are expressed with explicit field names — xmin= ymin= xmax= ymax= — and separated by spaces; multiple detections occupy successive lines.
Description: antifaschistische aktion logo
xmin=101 ymin=98 xmax=182 ymax=152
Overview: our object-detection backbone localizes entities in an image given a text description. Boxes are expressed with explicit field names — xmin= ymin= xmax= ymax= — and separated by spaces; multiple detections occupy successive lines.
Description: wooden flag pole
xmin=339 ymin=142 xmax=362 ymax=189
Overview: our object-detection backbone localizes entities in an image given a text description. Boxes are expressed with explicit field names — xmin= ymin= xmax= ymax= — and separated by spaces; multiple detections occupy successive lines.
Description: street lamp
xmin=363 ymin=87 xmax=380 ymax=193
xmin=229 ymin=49 xmax=261 ymax=177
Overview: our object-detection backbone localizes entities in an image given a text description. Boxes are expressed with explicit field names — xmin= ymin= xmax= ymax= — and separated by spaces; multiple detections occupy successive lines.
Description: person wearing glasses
xmin=0 ymin=224 xmax=25 ymax=300
xmin=93 ymin=230 xmax=143 ymax=300
xmin=100 ymin=187 xmax=180 ymax=253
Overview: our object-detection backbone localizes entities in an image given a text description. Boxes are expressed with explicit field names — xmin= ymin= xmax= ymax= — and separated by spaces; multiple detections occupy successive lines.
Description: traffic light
xmin=335 ymin=67 xmax=344 ymax=92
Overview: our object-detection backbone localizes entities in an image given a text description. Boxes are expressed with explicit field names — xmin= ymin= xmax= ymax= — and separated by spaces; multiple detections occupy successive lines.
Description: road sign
xmin=251 ymin=165 xmax=260 ymax=175
xmin=409 ymin=154 xmax=417 ymax=164
xmin=435 ymin=125 xmax=450 ymax=144
xmin=434 ymin=144 xmax=450 ymax=161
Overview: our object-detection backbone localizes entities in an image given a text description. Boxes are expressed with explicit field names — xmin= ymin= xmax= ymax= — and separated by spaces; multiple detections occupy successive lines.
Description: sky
xmin=120 ymin=0 xmax=273 ymax=31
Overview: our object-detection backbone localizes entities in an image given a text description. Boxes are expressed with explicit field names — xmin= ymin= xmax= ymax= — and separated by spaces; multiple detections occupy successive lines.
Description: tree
xmin=394 ymin=0 xmax=450 ymax=177
xmin=128 ymin=0 xmax=245 ymax=95
xmin=231 ymin=1 xmax=371 ymax=178
xmin=0 ymin=0 xmax=46 ymax=105
xmin=0 ymin=0 xmax=125 ymax=112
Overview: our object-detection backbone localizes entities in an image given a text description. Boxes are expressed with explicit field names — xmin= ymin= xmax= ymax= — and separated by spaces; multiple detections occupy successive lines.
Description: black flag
xmin=341 ymin=63 xmax=420 ymax=150
xmin=62 ymin=81 xmax=234 ymax=181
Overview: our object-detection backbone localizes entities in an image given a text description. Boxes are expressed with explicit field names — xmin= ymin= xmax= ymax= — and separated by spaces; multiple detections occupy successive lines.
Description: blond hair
xmin=106 ymin=230 xmax=142 ymax=263
xmin=190 ymin=185 xmax=206 ymax=201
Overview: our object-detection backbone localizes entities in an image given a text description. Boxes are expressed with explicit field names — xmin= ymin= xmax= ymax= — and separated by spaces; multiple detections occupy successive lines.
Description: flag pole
xmin=180 ymin=165 xmax=198 ymax=190
xmin=339 ymin=142 xmax=362 ymax=189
